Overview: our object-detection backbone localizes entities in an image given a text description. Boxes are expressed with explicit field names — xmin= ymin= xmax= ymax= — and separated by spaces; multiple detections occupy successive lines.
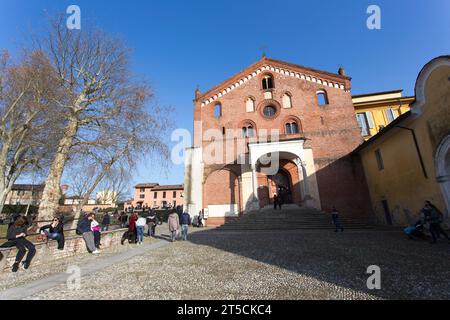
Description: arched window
xmin=262 ymin=75 xmax=274 ymax=90
xmin=245 ymin=97 xmax=255 ymax=112
xmin=285 ymin=121 xmax=300 ymax=135
xmin=316 ymin=90 xmax=328 ymax=106
xmin=242 ymin=125 xmax=255 ymax=138
xmin=241 ymin=121 xmax=256 ymax=138
xmin=214 ymin=103 xmax=222 ymax=118
xmin=282 ymin=93 xmax=292 ymax=109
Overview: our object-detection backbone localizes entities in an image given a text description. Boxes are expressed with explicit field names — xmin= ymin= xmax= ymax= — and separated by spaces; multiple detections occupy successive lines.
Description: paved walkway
xmin=1 ymin=227 xmax=450 ymax=300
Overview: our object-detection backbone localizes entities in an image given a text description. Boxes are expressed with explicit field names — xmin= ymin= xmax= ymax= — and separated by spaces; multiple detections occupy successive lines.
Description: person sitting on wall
xmin=0 ymin=216 xmax=36 ymax=272
xmin=76 ymin=212 xmax=99 ymax=254
xmin=39 ymin=216 xmax=65 ymax=250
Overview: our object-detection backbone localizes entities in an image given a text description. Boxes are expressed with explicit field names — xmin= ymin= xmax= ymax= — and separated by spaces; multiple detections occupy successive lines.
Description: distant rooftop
xmin=352 ymin=89 xmax=414 ymax=105
xmin=152 ymin=184 xmax=184 ymax=191
xmin=134 ymin=183 xmax=159 ymax=189
xmin=11 ymin=184 xmax=45 ymax=191
xmin=134 ymin=183 xmax=184 ymax=191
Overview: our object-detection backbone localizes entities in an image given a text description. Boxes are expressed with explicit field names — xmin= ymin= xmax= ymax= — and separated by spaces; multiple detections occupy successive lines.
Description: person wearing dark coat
xmin=180 ymin=211 xmax=191 ymax=241
xmin=39 ymin=216 xmax=65 ymax=249
xmin=0 ymin=216 xmax=36 ymax=272
xmin=146 ymin=210 xmax=158 ymax=237
xmin=273 ymin=194 xmax=282 ymax=210
xmin=101 ymin=213 xmax=111 ymax=231
xmin=422 ymin=201 xmax=450 ymax=244
xmin=120 ymin=212 xmax=128 ymax=228
xmin=77 ymin=213 xmax=98 ymax=254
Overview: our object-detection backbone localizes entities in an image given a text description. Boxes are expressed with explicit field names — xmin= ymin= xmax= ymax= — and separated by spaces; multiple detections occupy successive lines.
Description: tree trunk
xmin=0 ymin=178 xmax=15 ymax=215
xmin=38 ymin=118 xmax=78 ymax=224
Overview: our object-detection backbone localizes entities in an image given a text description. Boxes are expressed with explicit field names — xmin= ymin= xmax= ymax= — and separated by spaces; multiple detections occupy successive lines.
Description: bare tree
xmin=0 ymin=50 xmax=61 ymax=214
xmin=96 ymin=166 xmax=130 ymax=205
xmin=36 ymin=19 xmax=171 ymax=222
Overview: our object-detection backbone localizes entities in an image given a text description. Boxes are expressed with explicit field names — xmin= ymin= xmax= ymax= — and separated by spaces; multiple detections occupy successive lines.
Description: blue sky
xmin=1 ymin=0 xmax=449 ymax=189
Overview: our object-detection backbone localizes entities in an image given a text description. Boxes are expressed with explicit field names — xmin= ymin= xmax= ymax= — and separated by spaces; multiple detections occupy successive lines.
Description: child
xmin=90 ymin=213 xmax=102 ymax=249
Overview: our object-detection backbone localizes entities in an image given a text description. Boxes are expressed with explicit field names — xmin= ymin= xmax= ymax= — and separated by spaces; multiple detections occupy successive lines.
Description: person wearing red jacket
xmin=128 ymin=212 xmax=138 ymax=243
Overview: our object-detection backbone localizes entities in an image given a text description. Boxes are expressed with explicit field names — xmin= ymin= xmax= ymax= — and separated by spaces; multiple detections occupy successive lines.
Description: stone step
xmin=215 ymin=206 xmax=373 ymax=230
xmin=217 ymin=225 xmax=374 ymax=230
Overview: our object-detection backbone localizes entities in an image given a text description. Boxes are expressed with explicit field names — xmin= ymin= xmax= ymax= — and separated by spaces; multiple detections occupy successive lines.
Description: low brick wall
xmin=0 ymin=228 xmax=127 ymax=273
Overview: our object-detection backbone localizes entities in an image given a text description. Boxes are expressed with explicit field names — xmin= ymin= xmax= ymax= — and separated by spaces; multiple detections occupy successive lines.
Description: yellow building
xmin=353 ymin=90 xmax=414 ymax=139
xmin=354 ymin=56 xmax=450 ymax=226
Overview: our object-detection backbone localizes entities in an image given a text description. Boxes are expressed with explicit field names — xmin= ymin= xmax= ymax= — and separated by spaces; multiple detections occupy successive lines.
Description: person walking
xmin=168 ymin=211 xmax=180 ymax=242
xmin=101 ymin=213 xmax=111 ymax=231
xmin=331 ymin=206 xmax=344 ymax=232
xmin=180 ymin=211 xmax=191 ymax=241
xmin=39 ymin=216 xmax=65 ymax=250
xmin=0 ymin=216 xmax=36 ymax=272
xmin=146 ymin=210 xmax=158 ymax=237
xmin=422 ymin=201 xmax=449 ymax=244
xmin=77 ymin=212 xmax=99 ymax=254
xmin=273 ymin=194 xmax=282 ymax=210
xmin=197 ymin=211 xmax=204 ymax=228
xmin=136 ymin=214 xmax=146 ymax=245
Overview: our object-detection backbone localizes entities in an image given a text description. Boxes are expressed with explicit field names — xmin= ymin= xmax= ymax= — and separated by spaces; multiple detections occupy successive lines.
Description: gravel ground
xmin=10 ymin=227 xmax=450 ymax=300
xmin=0 ymin=234 xmax=160 ymax=291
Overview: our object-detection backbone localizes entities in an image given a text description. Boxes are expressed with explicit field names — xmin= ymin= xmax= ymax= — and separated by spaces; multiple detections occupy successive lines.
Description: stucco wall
xmin=359 ymin=59 xmax=450 ymax=226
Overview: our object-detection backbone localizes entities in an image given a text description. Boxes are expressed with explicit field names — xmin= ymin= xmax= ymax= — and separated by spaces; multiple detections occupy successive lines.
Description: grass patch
xmin=0 ymin=224 xmax=7 ymax=239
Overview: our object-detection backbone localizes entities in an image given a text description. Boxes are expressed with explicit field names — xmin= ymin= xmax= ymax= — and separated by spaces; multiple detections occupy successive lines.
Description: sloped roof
xmin=135 ymin=183 xmax=159 ymax=189
xmin=152 ymin=184 xmax=184 ymax=191
xmin=196 ymin=56 xmax=351 ymax=105
xmin=11 ymin=184 xmax=45 ymax=191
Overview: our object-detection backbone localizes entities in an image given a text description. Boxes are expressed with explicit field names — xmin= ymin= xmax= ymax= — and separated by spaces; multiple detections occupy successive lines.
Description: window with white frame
xmin=385 ymin=108 xmax=396 ymax=124
xmin=356 ymin=112 xmax=374 ymax=136
xmin=245 ymin=97 xmax=255 ymax=112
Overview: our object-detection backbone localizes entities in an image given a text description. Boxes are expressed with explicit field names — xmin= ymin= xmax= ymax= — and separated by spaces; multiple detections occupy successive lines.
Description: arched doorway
xmin=254 ymin=155 xmax=302 ymax=208
xmin=203 ymin=168 xmax=241 ymax=224
xmin=268 ymin=169 xmax=293 ymax=204
xmin=436 ymin=135 xmax=450 ymax=214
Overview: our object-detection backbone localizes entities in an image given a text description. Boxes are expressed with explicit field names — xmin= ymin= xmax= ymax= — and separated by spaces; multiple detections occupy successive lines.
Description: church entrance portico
xmin=268 ymin=169 xmax=293 ymax=205
xmin=246 ymin=139 xmax=322 ymax=211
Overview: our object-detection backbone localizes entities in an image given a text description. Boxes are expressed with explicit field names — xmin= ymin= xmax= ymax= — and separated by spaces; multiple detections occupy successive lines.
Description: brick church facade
xmin=184 ymin=57 xmax=371 ymax=226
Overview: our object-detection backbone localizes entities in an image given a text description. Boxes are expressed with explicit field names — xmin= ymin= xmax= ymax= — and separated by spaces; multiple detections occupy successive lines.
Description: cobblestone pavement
xmin=2 ymin=227 xmax=450 ymax=300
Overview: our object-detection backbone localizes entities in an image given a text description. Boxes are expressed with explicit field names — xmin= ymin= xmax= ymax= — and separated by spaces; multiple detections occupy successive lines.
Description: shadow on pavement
xmin=187 ymin=227 xmax=450 ymax=299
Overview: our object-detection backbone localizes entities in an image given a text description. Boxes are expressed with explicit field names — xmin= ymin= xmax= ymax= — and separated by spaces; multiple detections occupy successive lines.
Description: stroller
xmin=404 ymin=220 xmax=427 ymax=240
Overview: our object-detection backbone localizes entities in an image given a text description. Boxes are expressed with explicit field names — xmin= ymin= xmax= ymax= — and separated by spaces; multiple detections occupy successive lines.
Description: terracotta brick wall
xmin=195 ymin=60 xmax=372 ymax=217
